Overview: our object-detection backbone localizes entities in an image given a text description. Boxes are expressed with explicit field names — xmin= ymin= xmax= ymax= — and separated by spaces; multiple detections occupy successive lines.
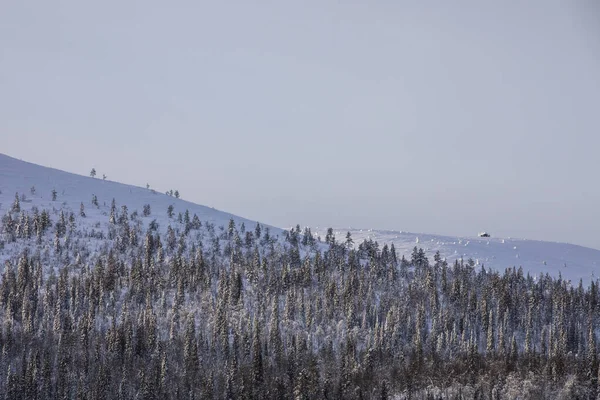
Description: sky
xmin=1 ymin=1 xmax=600 ymax=249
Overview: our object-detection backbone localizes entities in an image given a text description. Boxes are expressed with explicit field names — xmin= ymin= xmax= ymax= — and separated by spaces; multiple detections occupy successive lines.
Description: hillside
xmin=1 ymin=153 xmax=600 ymax=398
xmin=2 ymin=152 xmax=599 ymax=286
xmin=0 ymin=153 xmax=281 ymax=261
xmin=0 ymin=153 xmax=279 ymax=232
xmin=317 ymin=228 xmax=600 ymax=285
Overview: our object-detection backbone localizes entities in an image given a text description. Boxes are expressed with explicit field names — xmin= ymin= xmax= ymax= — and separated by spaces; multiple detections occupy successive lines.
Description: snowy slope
xmin=2 ymin=152 xmax=600 ymax=285
xmin=0 ymin=153 xmax=281 ymax=240
xmin=316 ymin=228 xmax=600 ymax=285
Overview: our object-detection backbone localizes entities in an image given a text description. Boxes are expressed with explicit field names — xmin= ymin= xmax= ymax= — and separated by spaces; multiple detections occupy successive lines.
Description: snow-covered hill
xmin=316 ymin=228 xmax=600 ymax=285
xmin=0 ymin=153 xmax=281 ymax=246
xmin=2 ymin=152 xmax=599 ymax=286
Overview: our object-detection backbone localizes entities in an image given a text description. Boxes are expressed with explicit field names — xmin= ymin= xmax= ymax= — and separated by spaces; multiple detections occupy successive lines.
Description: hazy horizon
xmin=2 ymin=1 xmax=600 ymax=249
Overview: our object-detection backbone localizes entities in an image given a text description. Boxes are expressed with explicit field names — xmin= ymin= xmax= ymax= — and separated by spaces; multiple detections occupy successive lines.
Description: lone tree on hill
xmin=90 ymin=168 xmax=96 ymax=178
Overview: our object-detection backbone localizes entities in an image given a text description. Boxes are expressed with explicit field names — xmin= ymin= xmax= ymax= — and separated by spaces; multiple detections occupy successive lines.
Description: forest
xmin=0 ymin=192 xmax=598 ymax=399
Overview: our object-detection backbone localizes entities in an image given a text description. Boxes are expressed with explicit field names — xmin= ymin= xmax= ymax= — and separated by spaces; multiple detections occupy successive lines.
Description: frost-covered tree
xmin=11 ymin=192 xmax=20 ymax=213
xmin=345 ymin=231 xmax=353 ymax=249
xmin=109 ymin=198 xmax=117 ymax=224
xmin=255 ymin=223 xmax=261 ymax=240
xmin=0 ymin=205 xmax=597 ymax=399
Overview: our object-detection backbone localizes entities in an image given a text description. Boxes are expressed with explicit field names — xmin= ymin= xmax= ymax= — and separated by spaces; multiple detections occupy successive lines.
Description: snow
xmin=316 ymin=228 xmax=600 ymax=285
xmin=0 ymin=153 xmax=282 ymax=247
xmin=2 ymin=152 xmax=599 ymax=286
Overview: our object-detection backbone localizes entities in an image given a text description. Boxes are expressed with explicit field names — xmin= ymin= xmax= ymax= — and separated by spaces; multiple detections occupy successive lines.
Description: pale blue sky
xmin=2 ymin=1 xmax=600 ymax=248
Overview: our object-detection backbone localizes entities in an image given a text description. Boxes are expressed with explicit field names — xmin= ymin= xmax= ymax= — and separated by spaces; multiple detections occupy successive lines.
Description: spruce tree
xmin=11 ymin=193 xmax=20 ymax=213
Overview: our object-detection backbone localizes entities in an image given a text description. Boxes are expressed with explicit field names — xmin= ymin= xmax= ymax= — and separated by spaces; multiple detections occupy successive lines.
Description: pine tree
xmin=345 ymin=231 xmax=353 ymax=249
xmin=589 ymin=322 xmax=598 ymax=382
xmin=487 ymin=309 xmax=495 ymax=356
xmin=380 ymin=380 xmax=389 ymax=400
xmin=269 ymin=300 xmax=284 ymax=365
xmin=225 ymin=361 xmax=236 ymax=400
xmin=325 ymin=227 xmax=335 ymax=246
xmin=192 ymin=214 xmax=201 ymax=230
xmin=255 ymin=223 xmax=261 ymax=240
xmin=119 ymin=205 xmax=128 ymax=225
xmin=184 ymin=315 xmax=199 ymax=386
xmin=90 ymin=168 xmax=96 ymax=178
xmin=510 ymin=335 xmax=518 ymax=371
xmin=11 ymin=193 xmax=20 ymax=213
xmin=228 ymin=219 xmax=236 ymax=240
xmin=54 ymin=230 xmax=61 ymax=254
xmin=252 ymin=318 xmax=264 ymax=397
xmin=109 ymin=198 xmax=117 ymax=224
xmin=525 ymin=296 xmax=534 ymax=357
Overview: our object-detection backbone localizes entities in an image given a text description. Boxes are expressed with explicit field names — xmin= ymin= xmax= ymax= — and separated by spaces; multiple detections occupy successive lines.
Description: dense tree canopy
xmin=0 ymin=195 xmax=598 ymax=399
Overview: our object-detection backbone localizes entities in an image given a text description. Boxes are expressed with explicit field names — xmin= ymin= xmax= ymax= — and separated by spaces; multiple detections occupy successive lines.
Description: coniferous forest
xmin=0 ymin=193 xmax=599 ymax=399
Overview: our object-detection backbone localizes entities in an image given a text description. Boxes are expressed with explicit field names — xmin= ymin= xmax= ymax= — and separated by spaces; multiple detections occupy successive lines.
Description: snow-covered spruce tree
xmin=11 ymin=192 xmax=20 ymax=213
xmin=109 ymin=198 xmax=116 ymax=224
xmin=0 ymin=215 xmax=599 ymax=398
